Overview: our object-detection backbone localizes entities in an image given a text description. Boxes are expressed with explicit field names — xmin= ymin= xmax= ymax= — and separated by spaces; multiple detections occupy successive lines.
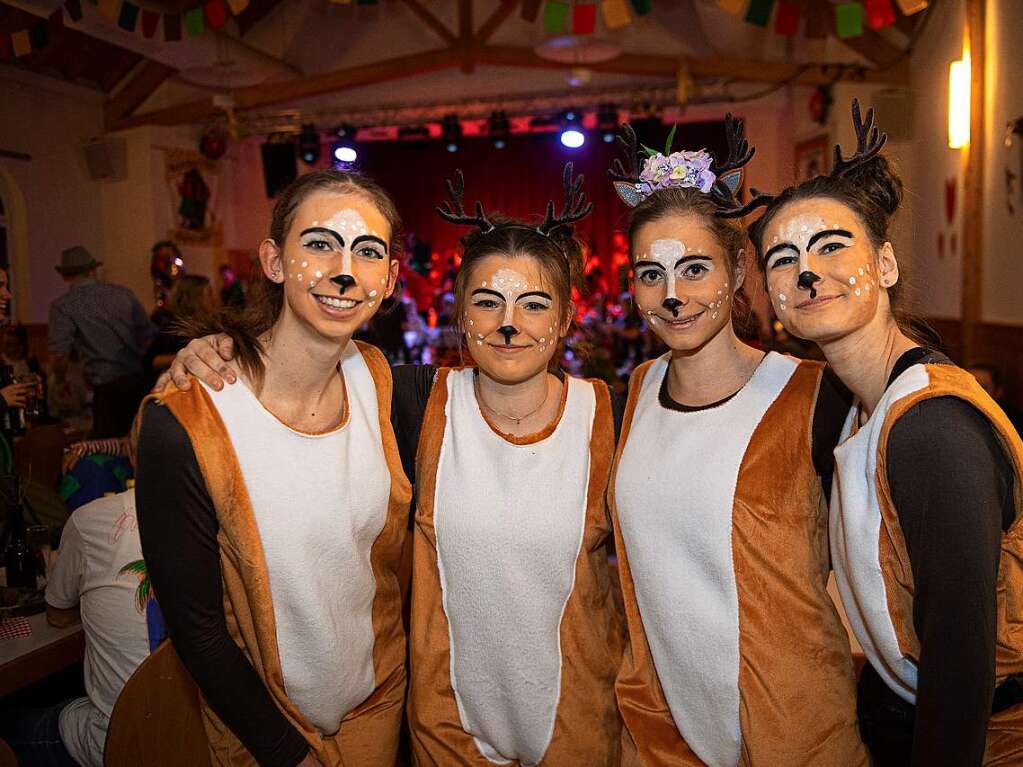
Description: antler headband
xmin=608 ymin=113 xmax=755 ymax=213
xmin=716 ymin=98 xmax=889 ymax=219
xmin=437 ymin=162 xmax=593 ymax=239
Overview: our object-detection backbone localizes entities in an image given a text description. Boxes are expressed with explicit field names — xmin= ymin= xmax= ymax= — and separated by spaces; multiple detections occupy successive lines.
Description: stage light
xmin=442 ymin=114 xmax=462 ymax=152
xmin=298 ymin=124 xmax=321 ymax=164
xmin=597 ymin=103 xmax=619 ymax=143
xmin=560 ymin=108 xmax=585 ymax=149
xmin=948 ymin=51 xmax=971 ymax=149
xmin=331 ymin=127 xmax=359 ymax=169
xmin=489 ymin=111 xmax=510 ymax=149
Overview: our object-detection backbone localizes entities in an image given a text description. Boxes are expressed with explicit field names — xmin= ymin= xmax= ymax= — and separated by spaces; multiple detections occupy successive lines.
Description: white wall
xmin=0 ymin=69 xmax=105 ymax=324
xmin=982 ymin=0 xmax=1023 ymax=324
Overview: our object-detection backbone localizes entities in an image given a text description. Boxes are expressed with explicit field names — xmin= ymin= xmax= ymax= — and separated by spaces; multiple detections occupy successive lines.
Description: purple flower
xmin=638 ymin=149 xmax=717 ymax=196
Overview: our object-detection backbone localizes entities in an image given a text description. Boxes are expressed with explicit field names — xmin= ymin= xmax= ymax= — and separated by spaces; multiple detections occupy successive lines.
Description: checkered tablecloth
xmin=0 ymin=617 xmax=32 ymax=640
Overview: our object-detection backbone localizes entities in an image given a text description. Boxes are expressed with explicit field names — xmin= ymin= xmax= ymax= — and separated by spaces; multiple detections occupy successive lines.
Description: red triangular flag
xmin=573 ymin=2 xmax=596 ymax=33
xmin=204 ymin=0 xmax=228 ymax=29
xmin=141 ymin=9 xmax=159 ymax=37
xmin=865 ymin=0 xmax=896 ymax=28
xmin=164 ymin=12 xmax=182 ymax=41
xmin=775 ymin=0 xmax=800 ymax=35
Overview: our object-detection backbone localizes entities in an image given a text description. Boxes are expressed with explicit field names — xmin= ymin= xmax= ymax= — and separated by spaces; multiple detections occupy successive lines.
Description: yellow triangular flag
xmin=602 ymin=0 xmax=631 ymax=29
xmin=11 ymin=29 xmax=31 ymax=57
xmin=227 ymin=0 xmax=251 ymax=14
xmin=98 ymin=0 xmax=120 ymax=23
xmin=717 ymin=0 xmax=748 ymax=15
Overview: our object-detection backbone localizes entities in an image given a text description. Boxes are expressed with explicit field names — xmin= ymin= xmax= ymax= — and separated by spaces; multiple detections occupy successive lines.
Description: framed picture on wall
xmin=794 ymin=135 xmax=829 ymax=183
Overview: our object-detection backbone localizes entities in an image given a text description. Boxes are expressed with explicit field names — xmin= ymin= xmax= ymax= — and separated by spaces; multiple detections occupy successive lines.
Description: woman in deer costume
xmin=606 ymin=118 xmax=868 ymax=766
xmin=403 ymin=165 xmax=624 ymax=766
xmin=136 ymin=170 xmax=411 ymax=767
xmin=747 ymin=100 xmax=1023 ymax=766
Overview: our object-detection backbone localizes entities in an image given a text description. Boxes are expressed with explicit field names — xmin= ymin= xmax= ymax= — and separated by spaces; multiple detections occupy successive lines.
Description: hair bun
xmin=842 ymin=155 xmax=903 ymax=219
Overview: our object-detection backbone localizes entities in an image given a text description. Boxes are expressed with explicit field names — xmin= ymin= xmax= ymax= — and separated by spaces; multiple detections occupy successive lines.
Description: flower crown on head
xmin=609 ymin=115 xmax=754 ymax=212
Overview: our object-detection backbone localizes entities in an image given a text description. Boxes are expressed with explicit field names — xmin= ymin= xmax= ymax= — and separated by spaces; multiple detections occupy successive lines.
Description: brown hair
xmin=748 ymin=156 xmax=939 ymax=349
xmin=627 ymin=186 xmax=754 ymax=334
xmin=453 ymin=216 xmax=585 ymax=331
xmin=186 ymin=170 xmax=402 ymax=387
xmin=168 ymin=275 xmax=212 ymax=319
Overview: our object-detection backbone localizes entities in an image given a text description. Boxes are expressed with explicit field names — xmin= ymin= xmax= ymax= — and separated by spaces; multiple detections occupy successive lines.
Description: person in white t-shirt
xmin=3 ymin=489 xmax=150 ymax=767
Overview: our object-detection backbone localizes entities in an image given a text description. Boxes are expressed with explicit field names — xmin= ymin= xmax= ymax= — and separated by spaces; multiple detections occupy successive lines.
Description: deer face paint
xmin=630 ymin=213 xmax=736 ymax=353
xmin=463 ymin=254 xmax=564 ymax=385
xmin=762 ymin=198 xmax=882 ymax=343
xmin=278 ymin=191 xmax=396 ymax=341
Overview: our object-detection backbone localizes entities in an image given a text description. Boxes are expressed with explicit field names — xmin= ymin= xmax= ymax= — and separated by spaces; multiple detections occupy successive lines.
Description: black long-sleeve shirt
xmin=859 ymin=349 xmax=1015 ymax=767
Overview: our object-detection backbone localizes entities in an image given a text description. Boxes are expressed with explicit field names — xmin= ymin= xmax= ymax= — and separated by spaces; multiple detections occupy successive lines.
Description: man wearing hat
xmin=49 ymin=246 xmax=155 ymax=438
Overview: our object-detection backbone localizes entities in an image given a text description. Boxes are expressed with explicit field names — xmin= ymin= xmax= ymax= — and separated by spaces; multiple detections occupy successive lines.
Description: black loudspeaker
xmin=261 ymin=141 xmax=297 ymax=199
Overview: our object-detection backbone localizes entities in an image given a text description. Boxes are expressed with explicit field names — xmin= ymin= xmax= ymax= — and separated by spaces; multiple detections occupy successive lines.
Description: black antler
xmin=715 ymin=188 xmax=776 ymax=220
xmin=538 ymin=162 xmax=594 ymax=235
xmin=831 ymin=98 xmax=887 ymax=178
xmin=712 ymin=113 xmax=755 ymax=176
xmin=436 ymin=170 xmax=495 ymax=232
xmin=608 ymin=124 xmax=640 ymax=183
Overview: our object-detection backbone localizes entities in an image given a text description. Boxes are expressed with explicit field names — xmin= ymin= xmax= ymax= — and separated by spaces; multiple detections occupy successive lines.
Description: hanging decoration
xmin=539 ymin=0 xmax=635 ymax=32
xmin=724 ymin=0 xmax=922 ymax=39
xmin=0 ymin=0 xmax=252 ymax=59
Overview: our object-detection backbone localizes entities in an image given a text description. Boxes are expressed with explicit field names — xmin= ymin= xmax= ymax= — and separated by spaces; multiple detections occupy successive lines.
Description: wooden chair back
xmin=104 ymin=640 xmax=210 ymax=766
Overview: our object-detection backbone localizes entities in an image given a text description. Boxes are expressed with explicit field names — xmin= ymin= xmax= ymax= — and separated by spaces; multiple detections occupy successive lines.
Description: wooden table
xmin=0 ymin=612 xmax=84 ymax=698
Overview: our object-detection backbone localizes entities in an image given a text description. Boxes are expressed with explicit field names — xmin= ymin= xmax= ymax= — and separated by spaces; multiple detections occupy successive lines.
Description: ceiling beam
xmin=398 ymin=0 xmax=457 ymax=47
xmin=477 ymin=0 xmax=518 ymax=45
xmin=235 ymin=0 xmax=288 ymax=36
xmin=520 ymin=0 xmax=542 ymax=22
xmin=108 ymin=48 xmax=460 ymax=131
xmin=458 ymin=0 xmax=474 ymax=73
xmin=476 ymin=45 xmax=909 ymax=85
xmin=104 ymin=60 xmax=178 ymax=129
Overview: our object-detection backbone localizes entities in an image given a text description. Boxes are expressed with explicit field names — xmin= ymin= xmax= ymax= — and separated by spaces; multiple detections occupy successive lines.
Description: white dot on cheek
xmin=849 ymin=277 xmax=856 ymax=285
xmin=301 ymin=261 xmax=308 ymax=268
xmin=315 ymin=271 xmax=322 ymax=279
xmin=369 ymin=290 xmax=378 ymax=298
xmin=855 ymin=289 xmax=861 ymax=296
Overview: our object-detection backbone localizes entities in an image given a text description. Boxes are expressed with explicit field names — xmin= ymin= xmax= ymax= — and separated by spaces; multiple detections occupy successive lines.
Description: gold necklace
xmin=475 ymin=374 xmax=551 ymax=425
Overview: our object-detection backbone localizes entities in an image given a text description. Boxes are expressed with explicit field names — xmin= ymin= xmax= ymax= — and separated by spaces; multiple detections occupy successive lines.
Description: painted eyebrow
xmin=633 ymin=260 xmax=666 ymax=270
xmin=351 ymin=234 xmax=388 ymax=253
xmin=518 ymin=291 xmax=553 ymax=302
xmin=807 ymin=229 xmax=853 ymax=249
xmin=471 ymin=288 xmax=505 ymax=300
xmin=764 ymin=242 xmax=798 ymax=261
xmin=675 ymin=254 xmax=712 ymax=268
xmin=300 ymin=227 xmax=344 ymax=249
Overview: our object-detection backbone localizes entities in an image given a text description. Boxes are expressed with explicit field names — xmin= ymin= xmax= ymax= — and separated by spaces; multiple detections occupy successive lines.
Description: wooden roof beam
xmin=477 ymin=0 xmax=518 ymax=45
xmin=458 ymin=0 xmax=474 ymax=73
xmin=108 ymin=48 xmax=460 ymax=131
xmin=476 ymin=45 xmax=909 ymax=85
xmin=398 ymin=0 xmax=457 ymax=47
xmin=104 ymin=60 xmax=177 ymax=129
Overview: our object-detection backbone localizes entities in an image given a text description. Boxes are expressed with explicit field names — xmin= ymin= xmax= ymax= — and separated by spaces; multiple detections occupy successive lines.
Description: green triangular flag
xmin=543 ymin=0 xmax=569 ymax=33
xmin=835 ymin=2 xmax=864 ymax=38
xmin=184 ymin=6 xmax=205 ymax=36
xmin=629 ymin=0 xmax=652 ymax=15
xmin=744 ymin=0 xmax=774 ymax=26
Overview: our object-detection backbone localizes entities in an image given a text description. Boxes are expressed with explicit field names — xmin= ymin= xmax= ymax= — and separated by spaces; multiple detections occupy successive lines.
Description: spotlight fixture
xmin=442 ymin=114 xmax=462 ymax=152
xmin=297 ymin=123 xmax=321 ymax=164
xmin=489 ymin=110 xmax=510 ymax=149
xmin=597 ymin=103 xmax=619 ymax=144
xmin=330 ymin=126 xmax=358 ymax=169
xmin=560 ymin=108 xmax=585 ymax=149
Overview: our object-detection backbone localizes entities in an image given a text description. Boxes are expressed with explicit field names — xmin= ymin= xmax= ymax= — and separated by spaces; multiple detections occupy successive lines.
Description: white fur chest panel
xmin=434 ymin=369 xmax=594 ymax=765
xmin=614 ymin=352 xmax=797 ymax=767
xmin=204 ymin=342 xmax=391 ymax=734
xmin=830 ymin=363 xmax=931 ymax=704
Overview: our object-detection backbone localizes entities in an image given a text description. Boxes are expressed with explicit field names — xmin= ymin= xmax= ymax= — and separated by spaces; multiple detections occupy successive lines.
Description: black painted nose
xmin=662 ymin=297 xmax=683 ymax=317
xmin=330 ymin=274 xmax=356 ymax=293
xmin=498 ymin=325 xmax=518 ymax=344
xmin=797 ymin=270 xmax=821 ymax=299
